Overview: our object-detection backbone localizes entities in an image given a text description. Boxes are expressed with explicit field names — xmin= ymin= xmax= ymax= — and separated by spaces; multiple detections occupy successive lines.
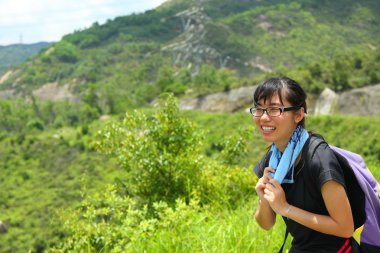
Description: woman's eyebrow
xmin=269 ymin=102 xmax=283 ymax=106
xmin=256 ymin=101 xmax=283 ymax=107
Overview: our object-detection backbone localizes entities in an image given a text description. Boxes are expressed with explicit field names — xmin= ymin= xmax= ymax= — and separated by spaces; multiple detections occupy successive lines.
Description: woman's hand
xmin=263 ymin=178 xmax=290 ymax=217
xmin=255 ymin=167 xmax=275 ymax=200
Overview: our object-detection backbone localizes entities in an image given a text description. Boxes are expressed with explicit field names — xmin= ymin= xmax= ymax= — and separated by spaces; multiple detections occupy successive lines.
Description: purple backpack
xmin=308 ymin=134 xmax=380 ymax=252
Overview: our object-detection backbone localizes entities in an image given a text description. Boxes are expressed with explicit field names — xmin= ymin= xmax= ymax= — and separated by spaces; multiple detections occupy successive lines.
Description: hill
xmin=0 ymin=0 xmax=379 ymax=115
xmin=0 ymin=42 xmax=51 ymax=75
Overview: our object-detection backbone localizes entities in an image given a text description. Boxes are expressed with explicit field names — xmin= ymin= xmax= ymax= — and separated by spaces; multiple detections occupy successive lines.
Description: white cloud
xmin=0 ymin=0 xmax=167 ymax=45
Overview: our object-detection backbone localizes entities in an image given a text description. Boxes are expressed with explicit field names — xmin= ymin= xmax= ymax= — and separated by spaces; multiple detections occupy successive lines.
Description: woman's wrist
xmin=284 ymin=204 xmax=292 ymax=218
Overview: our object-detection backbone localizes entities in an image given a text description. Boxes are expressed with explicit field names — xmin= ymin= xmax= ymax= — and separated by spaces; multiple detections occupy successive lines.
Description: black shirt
xmin=254 ymin=137 xmax=348 ymax=252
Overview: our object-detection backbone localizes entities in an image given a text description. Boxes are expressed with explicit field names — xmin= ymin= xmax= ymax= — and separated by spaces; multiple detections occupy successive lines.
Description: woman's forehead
xmin=258 ymin=92 xmax=285 ymax=105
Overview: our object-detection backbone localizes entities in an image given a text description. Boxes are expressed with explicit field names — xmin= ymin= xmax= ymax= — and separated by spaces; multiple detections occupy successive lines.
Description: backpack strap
xmin=278 ymin=229 xmax=289 ymax=253
xmin=305 ymin=133 xmax=325 ymax=159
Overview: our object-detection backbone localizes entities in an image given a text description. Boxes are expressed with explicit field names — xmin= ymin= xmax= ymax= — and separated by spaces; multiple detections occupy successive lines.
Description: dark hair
xmin=253 ymin=77 xmax=307 ymax=127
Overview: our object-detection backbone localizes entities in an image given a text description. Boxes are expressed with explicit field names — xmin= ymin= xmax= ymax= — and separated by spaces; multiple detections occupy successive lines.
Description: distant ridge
xmin=0 ymin=41 xmax=51 ymax=48
xmin=0 ymin=42 xmax=52 ymax=74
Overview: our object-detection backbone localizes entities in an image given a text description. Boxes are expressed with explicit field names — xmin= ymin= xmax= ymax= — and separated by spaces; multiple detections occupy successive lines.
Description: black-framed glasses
xmin=249 ymin=106 xmax=301 ymax=117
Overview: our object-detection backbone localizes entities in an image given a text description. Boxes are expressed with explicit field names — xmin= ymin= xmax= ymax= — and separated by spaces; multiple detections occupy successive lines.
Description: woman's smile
xmin=261 ymin=125 xmax=276 ymax=133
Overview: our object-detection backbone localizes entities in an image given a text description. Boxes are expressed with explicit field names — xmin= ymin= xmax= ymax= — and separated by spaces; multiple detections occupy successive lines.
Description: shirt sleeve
xmin=253 ymin=153 xmax=270 ymax=178
xmin=310 ymin=142 xmax=346 ymax=190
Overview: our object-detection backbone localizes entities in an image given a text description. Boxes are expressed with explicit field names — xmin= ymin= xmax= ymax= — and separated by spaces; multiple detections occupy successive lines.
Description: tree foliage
xmin=95 ymin=94 xmax=205 ymax=206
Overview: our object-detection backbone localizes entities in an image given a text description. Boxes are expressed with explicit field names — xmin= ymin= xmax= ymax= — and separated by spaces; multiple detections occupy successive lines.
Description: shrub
xmin=95 ymin=94 xmax=205 ymax=206
xmin=53 ymin=41 xmax=80 ymax=63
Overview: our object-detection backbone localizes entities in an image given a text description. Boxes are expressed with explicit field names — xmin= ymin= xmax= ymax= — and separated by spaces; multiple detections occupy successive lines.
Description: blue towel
xmin=269 ymin=125 xmax=309 ymax=184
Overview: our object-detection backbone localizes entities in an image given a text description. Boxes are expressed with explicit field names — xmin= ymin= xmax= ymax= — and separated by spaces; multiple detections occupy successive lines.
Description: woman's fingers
xmin=263 ymin=188 xmax=273 ymax=201
xmin=263 ymin=167 xmax=275 ymax=175
xmin=268 ymin=179 xmax=281 ymax=188
xmin=257 ymin=168 xmax=278 ymax=201
xmin=264 ymin=180 xmax=283 ymax=200
xmin=263 ymin=179 xmax=289 ymax=215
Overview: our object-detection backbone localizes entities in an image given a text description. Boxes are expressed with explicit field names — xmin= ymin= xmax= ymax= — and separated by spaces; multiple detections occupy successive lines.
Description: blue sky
xmin=0 ymin=0 xmax=167 ymax=46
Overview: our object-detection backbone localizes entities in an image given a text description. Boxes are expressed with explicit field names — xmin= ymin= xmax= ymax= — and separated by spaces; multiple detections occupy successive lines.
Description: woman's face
xmin=254 ymin=91 xmax=304 ymax=151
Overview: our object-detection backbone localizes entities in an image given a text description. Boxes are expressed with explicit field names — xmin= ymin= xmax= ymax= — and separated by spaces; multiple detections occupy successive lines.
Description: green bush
xmin=95 ymin=94 xmax=205 ymax=206
xmin=53 ymin=41 xmax=80 ymax=63
xmin=26 ymin=119 xmax=45 ymax=131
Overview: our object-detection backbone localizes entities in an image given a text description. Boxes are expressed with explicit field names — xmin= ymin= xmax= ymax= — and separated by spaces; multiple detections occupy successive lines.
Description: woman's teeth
xmin=262 ymin=126 xmax=275 ymax=131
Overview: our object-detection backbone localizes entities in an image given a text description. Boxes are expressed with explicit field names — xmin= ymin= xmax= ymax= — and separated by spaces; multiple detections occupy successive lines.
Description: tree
xmin=95 ymin=94 xmax=204 ymax=206
xmin=53 ymin=41 xmax=80 ymax=63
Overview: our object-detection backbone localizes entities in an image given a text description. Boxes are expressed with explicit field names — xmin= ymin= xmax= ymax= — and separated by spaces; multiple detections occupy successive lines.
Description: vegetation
xmin=0 ymin=94 xmax=379 ymax=252
xmin=0 ymin=0 xmax=379 ymax=252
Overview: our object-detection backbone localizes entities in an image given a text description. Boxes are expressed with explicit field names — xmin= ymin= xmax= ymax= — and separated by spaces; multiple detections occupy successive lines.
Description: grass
xmin=128 ymin=198 xmax=290 ymax=253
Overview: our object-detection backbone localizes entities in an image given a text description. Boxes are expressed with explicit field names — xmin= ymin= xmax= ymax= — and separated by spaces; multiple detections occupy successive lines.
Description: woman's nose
xmin=260 ymin=111 xmax=271 ymax=121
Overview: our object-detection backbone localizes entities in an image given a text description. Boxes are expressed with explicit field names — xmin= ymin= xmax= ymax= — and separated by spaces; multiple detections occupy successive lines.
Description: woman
xmin=252 ymin=77 xmax=355 ymax=252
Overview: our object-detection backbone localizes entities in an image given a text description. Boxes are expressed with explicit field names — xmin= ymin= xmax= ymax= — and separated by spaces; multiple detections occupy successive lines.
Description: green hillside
xmin=1 ymin=0 xmax=379 ymax=112
xmin=0 ymin=0 xmax=379 ymax=252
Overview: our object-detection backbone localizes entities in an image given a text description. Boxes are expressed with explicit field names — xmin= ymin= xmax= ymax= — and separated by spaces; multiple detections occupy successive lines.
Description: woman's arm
xmin=255 ymin=167 xmax=276 ymax=230
xmin=266 ymin=179 xmax=354 ymax=238
xmin=255 ymin=198 xmax=276 ymax=230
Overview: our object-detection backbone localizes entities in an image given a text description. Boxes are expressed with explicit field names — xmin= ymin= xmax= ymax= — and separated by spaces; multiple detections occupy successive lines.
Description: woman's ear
xmin=294 ymin=107 xmax=305 ymax=124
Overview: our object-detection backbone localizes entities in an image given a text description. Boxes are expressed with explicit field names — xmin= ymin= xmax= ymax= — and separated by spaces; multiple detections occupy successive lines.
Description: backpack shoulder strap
xmin=305 ymin=133 xmax=326 ymax=161
xmin=278 ymin=229 xmax=289 ymax=253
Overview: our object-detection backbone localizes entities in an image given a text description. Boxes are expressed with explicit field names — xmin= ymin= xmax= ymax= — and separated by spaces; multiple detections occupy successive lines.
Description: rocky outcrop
xmin=337 ymin=84 xmax=380 ymax=116
xmin=179 ymin=84 xmax=380 ymax=117
xmin=314 ymin=88 xmax=338 ymax=115
xmin=0 ymin=69 xmax=80 ymax=102
xmin=180 ymin=86 xmax=256 ymax=112
xmin=0 ymin=70 xmax=14 ymax=84
xmin=32 ymin=82 xmax=79 ymax=102
xmin=161 ymin=4 xmax=229 ymax=75
xmin=0 ymin=89 xmax=16 ymax=99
